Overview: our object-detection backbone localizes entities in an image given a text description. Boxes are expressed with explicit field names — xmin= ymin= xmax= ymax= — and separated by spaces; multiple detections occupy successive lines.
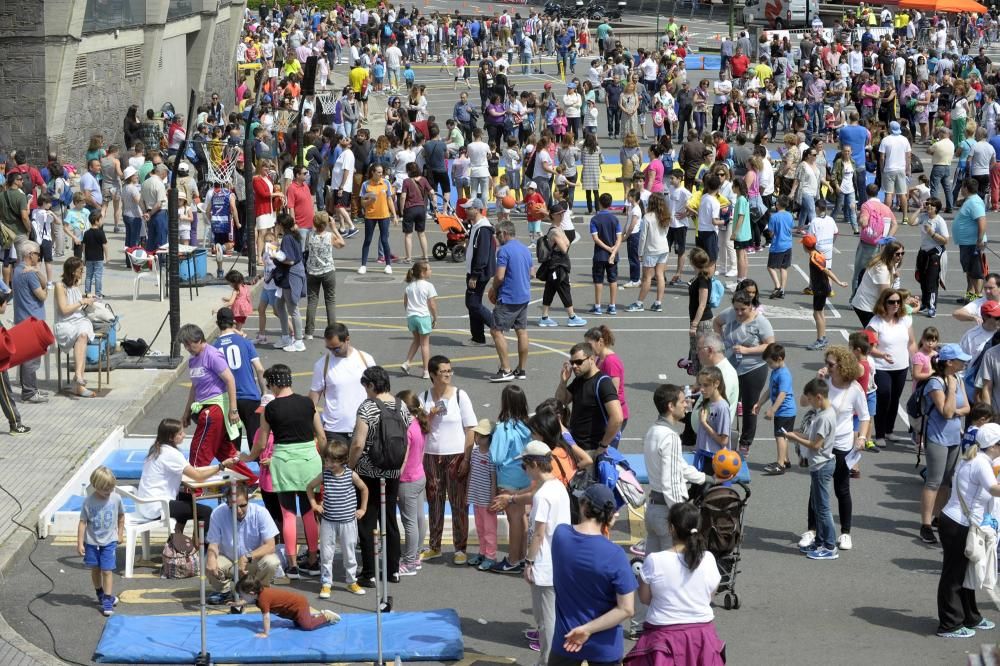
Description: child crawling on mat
xmin=238 ymin=578 xmax=341 ymax=638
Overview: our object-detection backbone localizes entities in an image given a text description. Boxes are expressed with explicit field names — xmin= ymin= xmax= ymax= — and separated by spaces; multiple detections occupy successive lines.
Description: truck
xmin=742 ymin=0 xmax=818 ymax=29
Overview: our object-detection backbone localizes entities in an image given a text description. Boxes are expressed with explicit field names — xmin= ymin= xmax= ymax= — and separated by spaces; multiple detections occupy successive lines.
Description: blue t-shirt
xmin=838 ymin=124 xmax=868 ymax=168
xmin=769 ymin=366 xmax=796 ymax=418
xmin=496 ymin=240 xmax=533 ymax=305
xmin=768 ymin=210 xmax=794 ymax=253
xmin=213 ymin=333 xmax=262 ymax=402
xmin=551 ymin=524 xmax=637 ymax=663
xmin=962 ymin=425 xmax=980 ymax=453
xmin=590 ymin=210 xmax=621 ymax=262
xmin=953 ymin=194 xmax=987 ymax=246
xmin=925 ymin=376 xmax=967 ymax=446
xmin=12 ymin=263 xmax=45 ymax=323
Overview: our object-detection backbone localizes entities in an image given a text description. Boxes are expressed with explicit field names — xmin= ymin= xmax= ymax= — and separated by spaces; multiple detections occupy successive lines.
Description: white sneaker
xmin=283 ymin=341 xmax=301 ymax=352
xmin=384 ymin=265 xmax=392 ymax=275
xmin=798 ymin=530 xmax=816 ymax=548
xmin=357 ymin=265 xmax=367 ymax=275
xmin=293 ymin=340 xmax=306 ymax=352
xmin=623 ymin=281 xmax=640 ymax=288
xmin=725 ymin=269 xmax=738 ymax=277
xmin=838 ymin=534 xmax=853 ymax=551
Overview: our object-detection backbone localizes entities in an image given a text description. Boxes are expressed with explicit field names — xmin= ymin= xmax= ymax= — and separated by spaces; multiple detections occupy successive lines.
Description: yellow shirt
xmin=755 ymin=63 xmax=773 ymax=83
xmin=283 ymin=58 xmax=302 ymax=77
xmin=361 ymin=178 xmax=394 ymax=219
xmin=349 ymin=66 xmax=369 ymax=93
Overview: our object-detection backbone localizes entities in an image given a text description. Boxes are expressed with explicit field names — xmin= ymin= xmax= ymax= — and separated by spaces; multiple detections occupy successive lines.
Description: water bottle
xmin=684 ymin=385 xmax=692 ymax=399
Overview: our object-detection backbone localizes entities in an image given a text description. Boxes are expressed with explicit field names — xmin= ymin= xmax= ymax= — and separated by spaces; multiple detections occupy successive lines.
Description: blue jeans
xmin=797 ymin=193 xmax=816 ymax=228
xmin=626 ymin=233 xmax=641 ymax=282
xmin=833 ymin=191 xmax=857 ymax=229
xmin=145 ymin=210 xmax=167 ymax=252
xmin=930 ymin=164 xmax=954 ymax=211
xmin=360 ymin=218 xmax=391 ymax=267
xmin=809 ymin=102 xmax=825 ymax=135
xmin=123 ymin=215 xmax=143 ymax=249
xmin=809 ymin=459 xmax=836 ymax=549
xmin=85 ymin=260 xmax=104 ymax=296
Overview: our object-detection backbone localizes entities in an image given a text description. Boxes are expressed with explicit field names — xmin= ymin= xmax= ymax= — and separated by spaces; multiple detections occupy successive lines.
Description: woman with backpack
xmin=349 ymin=365 xmax=412 ymax=586
xmin=714 ymin=289 xmax=776 ymax=457
xmin=918 ymin=344 xmax=972 ymax=545
xmin=538 ymin=201 xmax=587 ymax=328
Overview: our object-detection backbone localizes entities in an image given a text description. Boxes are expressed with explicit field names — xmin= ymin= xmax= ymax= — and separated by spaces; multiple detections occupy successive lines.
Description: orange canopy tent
xmin=899 ymin=0 xmax=987 ymax=13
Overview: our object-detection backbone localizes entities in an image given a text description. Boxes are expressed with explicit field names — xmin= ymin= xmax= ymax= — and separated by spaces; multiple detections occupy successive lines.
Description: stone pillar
xmin=141 ymin=0 xmax=170 ymax=111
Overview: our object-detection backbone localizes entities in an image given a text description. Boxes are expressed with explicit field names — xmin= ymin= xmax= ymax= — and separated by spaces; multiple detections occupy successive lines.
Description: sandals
xmin=669 ymin=275 xmax=683 ymax=286
xmin=76 ymin=386 xmax=96 ymax=398
xmin=74 ymin=375 xmax=87 ymax=387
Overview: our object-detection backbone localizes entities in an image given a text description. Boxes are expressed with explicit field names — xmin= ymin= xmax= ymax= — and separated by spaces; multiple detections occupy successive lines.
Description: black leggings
xmin=170 ymin=492 xmax=213 ymax=535
xmin=807 ymin=449 xmax=853 ymax=534
xmin=358 ymin=475 xmax=401 ymax=579
xmin=585 ymin=190 xmax=601 ymax=212
xmin=236 ymin=398 xmax=261 ymax=453
xmin=261 ymin=490 xmax=283 ymax=542
xmin=737 ymin=364 xmax=769 ymax=449
xmin=874 ymin=368 xmax=908 ymax=439
xmin=542 ymin=271 xmax=573 ymax=308
xmin=854 ymin=307 xmax=874 ymax=328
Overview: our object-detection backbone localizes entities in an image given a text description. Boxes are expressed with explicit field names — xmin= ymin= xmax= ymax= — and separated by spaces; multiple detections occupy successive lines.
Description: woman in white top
xmin=393 ymin=134 xmax=417 ymax=192
xmin=54 ymin=257 xmax=97 ymax=398
xmin=790 ymin=147 xmax=820 ymax=230
xmin=420 ymin=355 xmax=478 ymax=563
xmin=628 ymin=192 xmax=671 ymax=312
xmin=799 ymin=346 xmax=870 ymax=552
xmin=136 ymin=418 xmax=238 ymax=534
xmin=866 ymin=288 xmax=917 ymax=443
xmin=935 ymin=423 xmax=1000 ymax=638
xmin=624 ymin=502 xmax=725 ymax=666
xmin=850 ymin=240 xmax=904 ymax=327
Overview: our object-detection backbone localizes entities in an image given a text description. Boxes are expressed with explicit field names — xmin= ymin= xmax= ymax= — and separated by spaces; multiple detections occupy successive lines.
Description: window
xmin=124 ymin=45 xmax=142 ymax=78
xmin=72 ymin=55 xmax=88 ymax=88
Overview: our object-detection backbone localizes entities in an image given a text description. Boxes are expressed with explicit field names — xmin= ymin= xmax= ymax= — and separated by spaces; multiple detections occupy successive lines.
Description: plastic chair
xmin=116 ymin=485 xmax=173 ymax=578
xmin=128 ymin=249 xmax=160 ymax=301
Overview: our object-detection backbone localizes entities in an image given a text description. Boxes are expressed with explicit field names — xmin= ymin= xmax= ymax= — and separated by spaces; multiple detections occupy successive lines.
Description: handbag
xmin=959 ymin=478 xmax=989 ymax=563
xmin=161 ymin=532 xmax=199 ymax=579
xmin=84 ymin=299 xmax=116 ymax=325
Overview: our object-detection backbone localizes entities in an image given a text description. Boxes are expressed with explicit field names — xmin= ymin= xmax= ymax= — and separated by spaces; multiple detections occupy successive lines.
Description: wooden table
xmin=181 ymin=471 xmax=249 ymax=547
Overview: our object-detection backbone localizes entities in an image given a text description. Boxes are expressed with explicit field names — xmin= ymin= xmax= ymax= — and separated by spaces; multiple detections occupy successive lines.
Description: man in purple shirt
xmin=180 ymin=324 xmax=258 ymax=483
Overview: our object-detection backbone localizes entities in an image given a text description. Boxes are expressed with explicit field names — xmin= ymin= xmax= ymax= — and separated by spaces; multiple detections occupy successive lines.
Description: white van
xmin=743 ymin=0 xmax=818 ymax=29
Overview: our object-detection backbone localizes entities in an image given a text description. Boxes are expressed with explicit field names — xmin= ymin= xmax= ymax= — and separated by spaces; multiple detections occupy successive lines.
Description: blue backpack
xmin=708 ymin=277 xmax=725 ymax=308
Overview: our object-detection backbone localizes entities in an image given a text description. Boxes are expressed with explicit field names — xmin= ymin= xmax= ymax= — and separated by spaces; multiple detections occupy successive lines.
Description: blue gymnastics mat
xmin=624 ymin=452 xmax=751 ymax=485
xmin=93 ymin=609 xmax=464 ymax=663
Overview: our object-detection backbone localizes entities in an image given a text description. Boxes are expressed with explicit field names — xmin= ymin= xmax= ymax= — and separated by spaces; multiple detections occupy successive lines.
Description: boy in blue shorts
xmin=77 ymin=466 xmax=125 ymax=616
xmin=589 ymin=193 xmax=622 ymax=316
xmin=766 ymin=195 xmax=794 ymax=299
xmin=756 ymin=343 xmax=797 ymax=476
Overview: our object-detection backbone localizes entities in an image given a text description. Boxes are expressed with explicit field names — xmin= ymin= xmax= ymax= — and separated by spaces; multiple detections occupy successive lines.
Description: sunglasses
xmin=569 ymin=358 xmax=588 ymax=366
xmin=886 ymin=299 xmax=901 ymax=305
xmin=894 ymin=251 xmax=905 ymax=257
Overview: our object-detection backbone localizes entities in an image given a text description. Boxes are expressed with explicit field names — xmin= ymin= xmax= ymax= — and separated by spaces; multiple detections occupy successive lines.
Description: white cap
xmin=976 ymin=423 xmax=1000 ymax=449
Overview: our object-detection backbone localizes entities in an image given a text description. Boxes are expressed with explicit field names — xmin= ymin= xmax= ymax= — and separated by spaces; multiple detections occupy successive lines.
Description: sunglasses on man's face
xmin=569 ymin=358 xmax=588 ymax=367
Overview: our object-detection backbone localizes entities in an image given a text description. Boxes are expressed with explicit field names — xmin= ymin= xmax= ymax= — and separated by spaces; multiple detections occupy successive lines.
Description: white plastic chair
xmin=128 ymin=249 xmax=160 ymax=301
xmin=116 ymin=485 xmax=172 ymax=578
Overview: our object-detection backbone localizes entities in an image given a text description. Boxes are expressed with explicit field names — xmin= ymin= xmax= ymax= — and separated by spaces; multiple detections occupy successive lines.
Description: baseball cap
xmin=982 ymin=301 xmax=1000 ymax=318
xmin=544 ymin=82 xmax=552 ymax=90
xmin=216 ymin=306 xmax=235 ymax=327
xmin=860 ymin=329 xmax=878 ymax=347
xmin=937 ymin=343 xmax=972 ymax=362
xmin=461 ymin=198 xmax=486 ymax=210
xmin=573 ymin=483 xmax=616 ymax=510
xmin=889 ymin=120 xmax=901 ymax=135
xmin=801 ymin=233 xmax=817 ymax=250
xmin=123 ymin=166 xmax=137 ymax=181
xmin=976 ymin=423 xmax=1000 ymax=449
xmin=526 ymin=181 xmax=538 ymax=190
xmin=255 ymin=393 xmax=276 ymax=414
xmin=567 ymin=82 xmax=577 ymax=89
xmin=178 ymin=162 xmax=190 ymax=174
xmin=472 ymin=419 xmax=494 ymax=436
xmin=549 ymin=201 xmax=567 ymax=215
xmin=515 ymin=441 xmax=553 ymax=459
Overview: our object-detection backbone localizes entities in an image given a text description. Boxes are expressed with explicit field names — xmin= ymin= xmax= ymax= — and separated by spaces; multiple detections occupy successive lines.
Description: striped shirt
xmin=467 ymin=447 xmax=495 ymax=507
xmin=642 ymin=418 xmax=706 ymax=505
xmin=355 ymin=398 xmax=412 ymax=479
xmin=321 ymin=468 xmax=357 ymax=523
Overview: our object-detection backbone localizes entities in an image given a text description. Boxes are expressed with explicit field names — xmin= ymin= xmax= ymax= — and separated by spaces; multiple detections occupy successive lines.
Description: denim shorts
xmin=260 ymin=288 xmax=277 ymax=306
xmin=84 ymin=542 xmax=118 ymax=571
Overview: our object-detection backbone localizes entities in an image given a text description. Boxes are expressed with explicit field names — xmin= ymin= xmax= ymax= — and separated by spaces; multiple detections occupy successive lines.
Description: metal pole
xmin=195 ymin=521 xmax=211 ymax=666
xmin=379 ymin=477 xmax=388 ymax=607
xmin=729 ymin=1 xmax=735 ymax=38
xmin=228 ymin=476 xmax=240 ymax=610
xmin=168 ymin=89 xmax=197 ymax=361
xmin=373 ymin=526 xmax=382 ymax=666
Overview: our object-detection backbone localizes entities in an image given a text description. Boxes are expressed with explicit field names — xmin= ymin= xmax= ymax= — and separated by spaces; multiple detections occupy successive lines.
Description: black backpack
xmin=367 ymin=399 xmax=408 ymax=471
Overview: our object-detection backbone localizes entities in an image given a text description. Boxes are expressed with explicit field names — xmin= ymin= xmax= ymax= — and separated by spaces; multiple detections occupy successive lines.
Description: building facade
xmin=0 ymin=0 xmax=247 ymax=164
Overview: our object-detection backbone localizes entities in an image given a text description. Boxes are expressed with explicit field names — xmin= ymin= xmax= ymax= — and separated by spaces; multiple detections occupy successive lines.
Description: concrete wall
xmin=0 ymin=0 xmax=246 ymax=164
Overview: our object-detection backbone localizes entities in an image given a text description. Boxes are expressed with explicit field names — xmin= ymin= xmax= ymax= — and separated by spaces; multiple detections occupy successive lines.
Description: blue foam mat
xmin=93 ymin=609 xmax=464 ymax=663
xmin=624 ymin=452 xmax=751 ymax=485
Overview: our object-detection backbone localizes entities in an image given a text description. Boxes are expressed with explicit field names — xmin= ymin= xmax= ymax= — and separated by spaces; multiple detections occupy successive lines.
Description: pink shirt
xmin=911 ymin=351 xmax=932 ymax=391
xmin=597 ymin=352 xmax=630 ymax=420
xmin=859 ymin=199 xmax=895 ymax=245
xmin=646 ymin=158 xmax=665 ymax=193
xmin=400 ymin=420 xmax=427 ymax=483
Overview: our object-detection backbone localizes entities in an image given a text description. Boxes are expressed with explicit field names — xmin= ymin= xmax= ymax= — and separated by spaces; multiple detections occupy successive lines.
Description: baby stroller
xmin=698 ymin=481 xmax=751 ymax=610
xmin=431 ymin=196 xmax=471 ymax=263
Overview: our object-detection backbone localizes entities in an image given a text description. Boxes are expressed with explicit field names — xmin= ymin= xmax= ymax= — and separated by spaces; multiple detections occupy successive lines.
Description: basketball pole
xmin=194 ymin=521 xmax=211 ymax=666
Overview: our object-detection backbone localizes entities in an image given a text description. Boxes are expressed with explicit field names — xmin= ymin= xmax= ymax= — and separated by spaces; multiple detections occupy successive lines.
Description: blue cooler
xmin=178 ymin=249 xmax=208 ymax=282
xmin=86 ymin=318 xmax=119 ymax=364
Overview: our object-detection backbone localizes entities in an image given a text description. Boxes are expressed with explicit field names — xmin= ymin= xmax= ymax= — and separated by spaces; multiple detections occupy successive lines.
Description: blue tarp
xmin=93 ymin=609 xmax=464 ymax=664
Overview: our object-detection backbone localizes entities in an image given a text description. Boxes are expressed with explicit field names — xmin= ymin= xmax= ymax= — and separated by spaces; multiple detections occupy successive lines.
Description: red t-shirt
xmin=257 ymin=586 xmax=309 ymax=620
xmin=524 ymin=191 xmax=547 ymax=222
xmin=730 ymin=54 xmax=750 ymax=78
xmin=858 ymin=357 xmax=872 ymax=393
xmin=285 ymin=181 xmax=314 ymax=229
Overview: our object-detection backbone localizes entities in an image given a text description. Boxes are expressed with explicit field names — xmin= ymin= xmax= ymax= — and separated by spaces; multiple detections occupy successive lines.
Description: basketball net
xmin=206 ymin=145 xmax=241 ymax=187
xmin=316 ymin=93 xmax=337 ymax=115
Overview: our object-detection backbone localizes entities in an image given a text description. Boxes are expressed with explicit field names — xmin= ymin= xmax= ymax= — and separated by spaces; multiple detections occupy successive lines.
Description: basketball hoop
xmin=206 ymin=145 xmax=241 ymax=186
xmin=316 ymin=93 xmax=337 ymax=116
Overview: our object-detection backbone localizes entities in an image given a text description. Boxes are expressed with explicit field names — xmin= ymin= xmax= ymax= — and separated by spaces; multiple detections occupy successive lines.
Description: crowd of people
xmin=17 ymin=0 xmax=1000 ymax=661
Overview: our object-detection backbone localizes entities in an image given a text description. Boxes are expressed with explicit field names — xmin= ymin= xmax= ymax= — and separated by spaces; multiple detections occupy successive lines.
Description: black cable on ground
xmin=0 ymin=482 xmax=91 ymax=666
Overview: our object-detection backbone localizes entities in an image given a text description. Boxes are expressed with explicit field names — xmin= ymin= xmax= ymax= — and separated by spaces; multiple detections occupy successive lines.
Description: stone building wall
xmin=60 ymin=47 xmax=143 ymax=164
xmin=204 ymin=19 xmax=236 ymax=110
xmin=0 ymin=0 xmax=49 ymax=161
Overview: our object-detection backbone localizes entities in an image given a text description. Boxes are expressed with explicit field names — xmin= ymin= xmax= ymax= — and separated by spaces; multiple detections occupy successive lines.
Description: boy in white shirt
xmin=807 ymin=199 xmax=838 ymax=265
xmin=667 ymin=169 xmax=691 ymax=284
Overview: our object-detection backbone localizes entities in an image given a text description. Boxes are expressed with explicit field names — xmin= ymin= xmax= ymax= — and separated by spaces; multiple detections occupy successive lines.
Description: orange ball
xmin=713 ymin=449 xmax=742 ymax=481
xmin=501 ymin=194 xmax=517 ymax=210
